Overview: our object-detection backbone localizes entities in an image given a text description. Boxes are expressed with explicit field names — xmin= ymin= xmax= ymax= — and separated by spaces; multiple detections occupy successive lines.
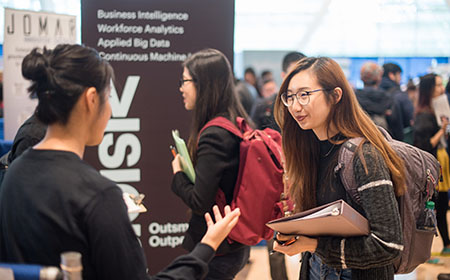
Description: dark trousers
xmin=436 ymin=191 xmax=450 ymax=247
xmin=267 ymin=238 xmax=288 ymax=280
xmin=205 ymin=246 xmax=250 ymax=280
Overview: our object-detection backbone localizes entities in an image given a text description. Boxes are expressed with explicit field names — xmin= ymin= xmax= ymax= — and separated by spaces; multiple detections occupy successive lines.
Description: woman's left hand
xmin=273 ymin=233 xmax=318 ymax=256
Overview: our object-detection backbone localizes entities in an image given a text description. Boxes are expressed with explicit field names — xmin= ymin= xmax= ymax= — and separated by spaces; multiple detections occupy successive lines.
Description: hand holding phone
xmin=171 ymin=146 xmax=184 ymax=174
xmin=170 ymin=145 xmax=177 ymax=158
xmin=440 ymin=116 xmax=450 ymax=134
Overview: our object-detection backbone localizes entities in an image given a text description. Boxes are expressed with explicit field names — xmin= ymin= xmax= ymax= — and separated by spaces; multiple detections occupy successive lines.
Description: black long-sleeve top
xmin=0 ymin=149 xmax=214 ymax=280
xmin=300 ymin=140 xmax=402 ymax=280
xmin=171 ymin=126 xmax=247 ymax=255
xmin=413 ymin=111 xmax=440 ymax=157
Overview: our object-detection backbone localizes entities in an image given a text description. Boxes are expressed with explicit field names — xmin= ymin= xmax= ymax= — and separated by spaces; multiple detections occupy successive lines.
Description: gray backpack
xmin=335 ymin=127 xmax=440 ymax=274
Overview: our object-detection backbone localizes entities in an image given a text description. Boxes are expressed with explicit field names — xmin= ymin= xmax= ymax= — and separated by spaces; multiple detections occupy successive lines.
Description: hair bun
xmin=21 ymin=48 xmax=52 ymax=82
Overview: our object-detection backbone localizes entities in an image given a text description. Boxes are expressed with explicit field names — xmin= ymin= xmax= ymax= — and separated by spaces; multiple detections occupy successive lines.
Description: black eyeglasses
xmin=280 ymin=88 xmax=329 ymax=107
xmin=179 ymin=79 xmax=195 ymax=87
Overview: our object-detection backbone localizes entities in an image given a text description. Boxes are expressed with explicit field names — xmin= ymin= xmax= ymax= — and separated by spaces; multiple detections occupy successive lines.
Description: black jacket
xmin=250 ymin=94 xmax=280 ymax=131
xmin=356 ymin=86 xmax=392 ymax=116
xmin=379 ymin=77 xmax=406 ymax=140
xmin=171 ymin=125 xmax=247 ymax=255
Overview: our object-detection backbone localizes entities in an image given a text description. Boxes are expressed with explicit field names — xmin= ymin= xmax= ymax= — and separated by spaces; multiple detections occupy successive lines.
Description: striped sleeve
xmin=315 ymin=142 xmax=402 ymax=270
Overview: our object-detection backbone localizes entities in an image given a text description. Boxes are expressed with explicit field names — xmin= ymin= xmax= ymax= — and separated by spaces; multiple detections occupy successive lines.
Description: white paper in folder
xmin=266 ymin=199 xmax=369 ymax=237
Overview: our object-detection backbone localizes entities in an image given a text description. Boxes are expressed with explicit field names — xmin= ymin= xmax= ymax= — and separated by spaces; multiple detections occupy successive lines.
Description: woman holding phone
xmin=171 ymin=49 xmax=251 ymax=280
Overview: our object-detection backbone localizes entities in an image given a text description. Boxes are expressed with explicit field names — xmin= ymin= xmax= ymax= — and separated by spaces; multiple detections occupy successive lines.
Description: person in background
xmin=446 ymin=75 xmax=450 ymax=104
xmin=0 ymin=82 xmax=3 ymax=118
xmin=6 ymin=114 xmax=46 ymax=163
xmin=413 ymin=73 xmax=450 ymax=256
xmin=244 ymin=67 xmax=260 ymax=100
xmin=0 ymin=44 xmax=241 ymax=280
xmin=406 ymin=79 xmax=418 ymax=108
xmin=355 ymin=62 xmax=392 ymax=130
xmin=0 ymin=71 xmax=3 ymax=118
xmin=0 ymin=114 xmax=46 ymax=190
xmin=261 ymin=70 xmax=274 ymax=83
xmin=235 ymin=79 xmax=255 ymax=115
xmin=260 ymin=79 xmax=278 ymax=99
xmin=171 ymin=49 xmax=251 ymax=280
xmin=251 ymin=52 xmax=306 ymax=133
xmin=380 ymin=63 xmax=414 ymax=141
xmin=273 ymin=57 xmax=405 ymax=280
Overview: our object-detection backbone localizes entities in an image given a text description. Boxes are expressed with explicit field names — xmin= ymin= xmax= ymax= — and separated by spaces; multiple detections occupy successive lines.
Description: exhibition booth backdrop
xmin=81 ymin=0 xmax=234 ymax=273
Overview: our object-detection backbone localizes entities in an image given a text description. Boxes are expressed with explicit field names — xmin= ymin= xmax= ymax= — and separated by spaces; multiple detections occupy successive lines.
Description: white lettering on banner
xmin=110 ymin=76 xmax=140 ymax=118
xmin=149 ymin=236 xmax=185 ymax=248
xmin=97 ymin=9 xmax=137 ymax=20
xmin=97 ymin=37 xmax=132 ymax=48
xmin=97 ymin=23 xmax=143 ymax=34
xmin=149 ymin=38 xmax=170 ymax=48
xmin=105 ymin=118 xmax=140 ymax=132
xmin=99 ymin=134 xmax=141 ymax=169
xmin=96 ymin=24 xmax=184 ymax=35
xmin=144 ymin=24 xmax=184 ymax=35
xmin=149 ymin=52 xmax=189 ymax=62
xmin=99 ymin=52 xmax=149 ymax=62
xmin=148 ymin=223 xmax=188 ymax=248
xmin=133 ymin=38 xmax=148 ymax=49
xmin=148 ymin=223 xmax=189 ymax=234
xmin=98 ymin=76 xmax=142 ymax=236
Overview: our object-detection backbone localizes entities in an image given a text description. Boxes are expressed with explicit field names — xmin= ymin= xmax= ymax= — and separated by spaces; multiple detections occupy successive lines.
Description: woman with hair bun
xmin=0 ymin=44 xmax=241 ymax=280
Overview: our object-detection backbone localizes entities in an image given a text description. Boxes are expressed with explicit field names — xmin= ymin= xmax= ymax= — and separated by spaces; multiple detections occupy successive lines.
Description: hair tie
xmin=43 ymin=90 xmax=55 ymax=98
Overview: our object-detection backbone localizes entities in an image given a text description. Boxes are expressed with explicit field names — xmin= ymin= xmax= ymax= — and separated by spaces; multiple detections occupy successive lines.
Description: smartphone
xmin=170 ymin=145 xmax=177 ymax=158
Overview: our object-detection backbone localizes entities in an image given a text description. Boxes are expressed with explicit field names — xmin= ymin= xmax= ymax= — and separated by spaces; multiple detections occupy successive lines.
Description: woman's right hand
xmin=171 ymin=154 xmax=183 ymax=174
xmin=441 ymin=116 xmax=449 ymax=134
xmin=273 ymin=232 xmax=318 ymax=256
xmin=200 ymin=205 xmax=240 ymax=251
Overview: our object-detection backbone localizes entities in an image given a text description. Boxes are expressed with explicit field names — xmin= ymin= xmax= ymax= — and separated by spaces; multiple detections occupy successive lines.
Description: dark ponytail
xmin=21 ymin=44 xmax=114 ymax=125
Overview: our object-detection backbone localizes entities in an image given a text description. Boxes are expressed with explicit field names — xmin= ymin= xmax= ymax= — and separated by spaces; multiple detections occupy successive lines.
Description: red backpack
xmin=199 ymin=116 xmax=293 ymax=245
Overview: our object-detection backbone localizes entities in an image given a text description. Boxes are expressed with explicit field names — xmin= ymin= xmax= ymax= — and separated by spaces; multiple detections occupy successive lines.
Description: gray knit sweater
xmin=302 ymin=142 xmax=403 ymax=280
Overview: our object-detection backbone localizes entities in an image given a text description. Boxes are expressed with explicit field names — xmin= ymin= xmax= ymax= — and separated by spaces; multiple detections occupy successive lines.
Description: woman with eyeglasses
xmin=171 ymin=49 xmax=251 ymax=280
xmin=0 ymin=44 xmax=242 ymax=280
xmin=272 ymin=57 xmax=405 ymax=280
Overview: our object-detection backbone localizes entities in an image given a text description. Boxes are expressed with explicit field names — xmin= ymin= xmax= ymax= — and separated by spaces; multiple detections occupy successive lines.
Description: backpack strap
xmin=377 ymin=126 xmax=393 ymax=141
xmin=199 ymin=116 xmax=243 ymax=139
xmin=335 ymin=126 xmax=392 ymax=205
xmin=335 ymin=137 xmax=364 ymax=205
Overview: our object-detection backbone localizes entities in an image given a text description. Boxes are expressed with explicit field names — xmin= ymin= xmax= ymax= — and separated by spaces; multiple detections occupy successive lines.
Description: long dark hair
xmin=274 ymin=57 xmax=406 ymax=212
xmin=416 ymin=73 xmax=438 ymax=114
xmin=183 ymin=49 xmax=249 ymax=163
xmin=22 ymin=44 xmax=114 ymax=125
